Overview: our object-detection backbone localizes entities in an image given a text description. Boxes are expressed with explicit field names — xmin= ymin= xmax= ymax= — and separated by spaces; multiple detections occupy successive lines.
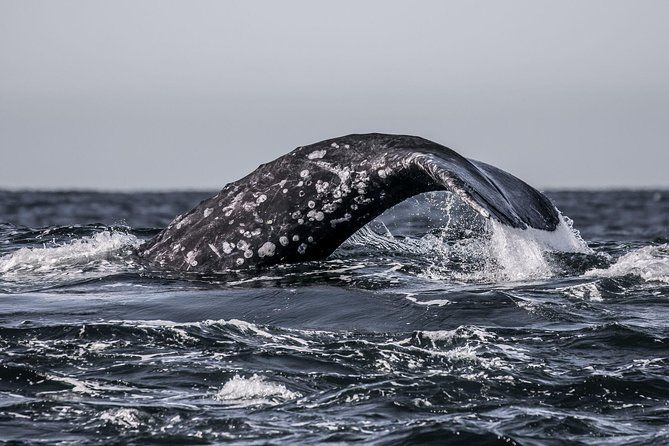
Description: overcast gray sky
xmin=1 ymin=0 xmax=667 ymax=190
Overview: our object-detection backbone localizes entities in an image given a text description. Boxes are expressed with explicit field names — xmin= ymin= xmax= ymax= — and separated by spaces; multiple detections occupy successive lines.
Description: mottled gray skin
xmin=139 ymin=133 xmax=559 ymax=272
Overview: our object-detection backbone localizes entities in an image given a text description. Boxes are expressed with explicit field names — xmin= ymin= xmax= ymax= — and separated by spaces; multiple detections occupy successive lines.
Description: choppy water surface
xmin=0 ymin=190 xmax=667 ymax=445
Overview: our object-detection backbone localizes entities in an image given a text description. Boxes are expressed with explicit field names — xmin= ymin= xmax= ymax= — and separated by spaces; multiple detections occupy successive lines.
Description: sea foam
xmin=0 ymin=230 xmax=140 ymax=274
xmin=216 ymin=374 xmax=301 ymax=405
xmin=585 ymin=243 xmax=669 ymax=283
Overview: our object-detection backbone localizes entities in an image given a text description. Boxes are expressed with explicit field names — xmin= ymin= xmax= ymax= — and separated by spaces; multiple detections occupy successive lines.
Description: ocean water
xmin=0 ymin=189 xmax=667 ymax=445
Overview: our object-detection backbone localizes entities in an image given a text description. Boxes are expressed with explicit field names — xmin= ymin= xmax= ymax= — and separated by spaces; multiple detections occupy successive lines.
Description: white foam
xmin=99 ymin=408 xmax=143 ymax=429
xmin=585 ymin=244 xmax=669 ymax=283
xmin=419 ymin=326 xmax=495 ymax=345
xmin=404 ymin=294 xmax=451 ymax=306
xmin=560 ymin=282 xmax=603 ymax=301
xmin=0 ymin=231 xmax=140 ymax=274
xmin=215 ymin=374 xmax=300 ymax=404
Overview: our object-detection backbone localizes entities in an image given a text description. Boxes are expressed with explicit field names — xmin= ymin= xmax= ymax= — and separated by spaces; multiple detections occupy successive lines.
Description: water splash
xmin=0 ymin=230 xmax=140 ymax=274
xmin=0 ymin=230 xmax=141 ymax=291
xmin=585 ymin=243 xmax=669 ymax=283
xmin=344 ymin=213 xmax=590 ymax=283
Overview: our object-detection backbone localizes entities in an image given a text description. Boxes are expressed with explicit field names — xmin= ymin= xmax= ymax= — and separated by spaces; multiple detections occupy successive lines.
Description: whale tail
xmin=139 ymin=134 xmax=560 ymax=271
xmin=412 ymin=153 xmax=558 ymax=231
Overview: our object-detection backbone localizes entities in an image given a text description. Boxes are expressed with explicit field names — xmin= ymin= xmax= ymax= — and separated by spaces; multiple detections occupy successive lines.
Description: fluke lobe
xmin=139 ymin=133 xmax=559 ymax=271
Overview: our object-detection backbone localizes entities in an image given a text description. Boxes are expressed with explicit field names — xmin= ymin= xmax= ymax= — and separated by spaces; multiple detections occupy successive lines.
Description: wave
xmin=585 ymin=244 xmax=669 ymax=284
xmin=0 ymin=216 xmax=594 ymax=291
xmin=0 ymin=229 xmax=142 ymax=292
xmin=216 ymin=374 xmax=301 ymax=405
xmin=0 ymin=230 xmax=140 ymax=274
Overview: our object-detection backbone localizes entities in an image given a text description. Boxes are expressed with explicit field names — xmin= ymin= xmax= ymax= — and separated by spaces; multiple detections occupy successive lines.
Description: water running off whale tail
xmin=139 ymin=133 xmax=563 ymax=272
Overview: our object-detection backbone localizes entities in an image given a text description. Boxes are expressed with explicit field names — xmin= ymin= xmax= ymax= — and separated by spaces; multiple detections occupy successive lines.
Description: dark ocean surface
xmin=0 ymin=189 xmax=667 ymax=445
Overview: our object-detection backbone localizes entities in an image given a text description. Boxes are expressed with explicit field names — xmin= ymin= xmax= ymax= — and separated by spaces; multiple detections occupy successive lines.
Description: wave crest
xmin=585 ymin=244 xmax=669 ymax=283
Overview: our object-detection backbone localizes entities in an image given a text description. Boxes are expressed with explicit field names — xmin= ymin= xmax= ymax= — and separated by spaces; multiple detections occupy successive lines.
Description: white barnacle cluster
xmin=185 ymin=250 xmax=198 ymax=267
xmin=307 ymin=149 xmax=327 ymax=160
xmin=237 ymin=225 xmax=261 ymax=239
xmin=222 ymin=192 xmax=244 ymax=217
xmin=215 ymin=234 xmax=280 ymax=265
xmin=306 ymin=210 xmax=325 ymax=221
xmin=175 ymin=215 xmax=191 ymax=230
xmin=315 ymin=180 xmax=329 ymax=194
xmin=257 ymin=241 xmax=276 ymax=258
xmin=289 ymin=154 xmax=393 ymax=239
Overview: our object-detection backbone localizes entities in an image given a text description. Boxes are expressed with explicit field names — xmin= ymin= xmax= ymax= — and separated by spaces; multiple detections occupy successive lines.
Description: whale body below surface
xmin=139 ymin=133 xmax=560 ymax=272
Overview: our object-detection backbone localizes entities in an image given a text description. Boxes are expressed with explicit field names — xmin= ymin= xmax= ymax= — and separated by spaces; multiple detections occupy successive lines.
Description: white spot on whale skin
xmin=236 ymin=240 xmax=249 ymax=251
xmin=292 ymin=235 xmax=300 ymax=242
xmin=258 ymin=242 xmax=276 ymax=258
xmin=204 ymin=208 xmax=213 ymax=218
xmin=314 ymin=211 xmax=324 ymax=221
xmin=307 ymin=236 xmax=314 ymax=243
xmin=256 ymin=194 xmax=267 ymax=204
xmin=307 ymin=149 xmax=326 ymax=159
xmin=298 ymin=243 xmax=307 ymax=254
xmin=279 ymin=236 xmax=289 ymax=246
xmin=308 ymin=201 xmax=316 ymax=209
xmin=300 ymin=170 xmax=310 ymax=178
xmin=208 ymin=243 xmax=221 ymax=258
xmin=377 ymin=169 xmax=387 ymax=179
xmin=175 ymin=217 xmax=189 ymax=230
xmin=244 ymin=249 xmax=253 ymax=259
xmin=331 ymin=142 xmax=339 ymax=148
xmin=222 ymin=242 xmax=233 ymax=254
xmin=236 ymin=258 xmax=244 ymax=265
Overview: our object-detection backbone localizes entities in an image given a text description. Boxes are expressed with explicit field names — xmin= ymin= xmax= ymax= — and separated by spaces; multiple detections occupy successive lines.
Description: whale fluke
xmin=139 ymin=134 xmax=559 ymax=271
